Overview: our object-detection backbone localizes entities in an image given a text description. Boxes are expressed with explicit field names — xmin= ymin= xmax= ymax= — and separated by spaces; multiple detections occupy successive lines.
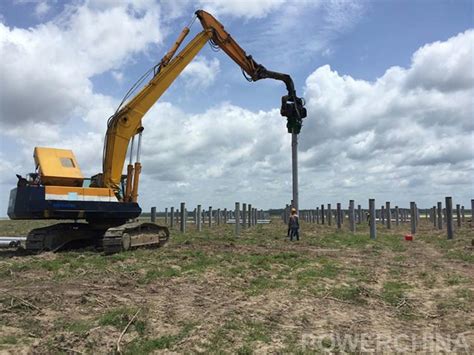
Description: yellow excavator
xmin=7 ymin=10 xmax=306 ymax=254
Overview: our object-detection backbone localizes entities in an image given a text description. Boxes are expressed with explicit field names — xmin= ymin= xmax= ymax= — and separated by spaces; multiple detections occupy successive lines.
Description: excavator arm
xmin=102 ymin=10 xmax=306 ymax=201
xmin=196 ymin=10 xmax=296 ymax=96
xmin=101 ymin=30 xmax=213 ymax=200
xmin=196 ymin=10 xmax=306 ymax=133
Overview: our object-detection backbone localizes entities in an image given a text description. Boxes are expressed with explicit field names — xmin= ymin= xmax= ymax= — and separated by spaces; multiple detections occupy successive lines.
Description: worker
xmin=287 ymin=208 xmax=300 ymax=241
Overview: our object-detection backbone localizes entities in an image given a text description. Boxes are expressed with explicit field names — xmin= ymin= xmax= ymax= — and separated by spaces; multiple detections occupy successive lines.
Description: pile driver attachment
xmin=281 ymin=95 xmax=307 ymax=134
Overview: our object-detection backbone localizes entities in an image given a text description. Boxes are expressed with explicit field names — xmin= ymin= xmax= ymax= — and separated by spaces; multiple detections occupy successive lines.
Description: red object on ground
xmin=404 ymin=234 xmax=413 ymax=241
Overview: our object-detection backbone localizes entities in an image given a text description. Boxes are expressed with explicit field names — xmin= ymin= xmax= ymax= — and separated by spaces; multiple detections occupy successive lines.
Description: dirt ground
xmin=0 ymin=217 xmax=473 ymax=354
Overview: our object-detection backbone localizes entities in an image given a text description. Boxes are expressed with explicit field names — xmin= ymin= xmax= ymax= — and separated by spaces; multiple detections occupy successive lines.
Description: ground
xmin=0 ymin=217 xmax=473 ymax=354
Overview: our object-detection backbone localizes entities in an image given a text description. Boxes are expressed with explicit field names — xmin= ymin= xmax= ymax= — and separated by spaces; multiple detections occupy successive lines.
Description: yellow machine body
xmin=34 ymin=147 xmax=84 ymax=187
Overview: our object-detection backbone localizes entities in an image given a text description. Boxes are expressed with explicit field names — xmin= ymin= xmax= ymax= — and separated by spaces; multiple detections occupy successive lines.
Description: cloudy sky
xmin=0 ymin=0 xmax=472 ymax=215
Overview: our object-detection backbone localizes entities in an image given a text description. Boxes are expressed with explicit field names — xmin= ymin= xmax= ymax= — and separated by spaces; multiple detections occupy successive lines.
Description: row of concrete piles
xmin=150 ymin=203 xmax=268 ymax=236
xmin=283 ymin=197 xmax=473 ymax=240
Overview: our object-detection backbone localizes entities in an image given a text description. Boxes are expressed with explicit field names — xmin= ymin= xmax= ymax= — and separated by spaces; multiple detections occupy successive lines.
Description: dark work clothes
xmin=288 ymin=214 xmax=300 ymax=241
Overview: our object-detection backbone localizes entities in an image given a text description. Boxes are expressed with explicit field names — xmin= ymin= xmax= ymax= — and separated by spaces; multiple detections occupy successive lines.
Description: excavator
xmin=7 ymin=10 xmax=307 ymax=254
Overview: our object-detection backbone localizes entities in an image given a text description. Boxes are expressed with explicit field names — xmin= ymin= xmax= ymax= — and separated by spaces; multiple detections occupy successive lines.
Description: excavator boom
xmin=101 ymin=30 xmax=213 ymax=196
xmin=102 ymin=10 xmax=306 ymax=201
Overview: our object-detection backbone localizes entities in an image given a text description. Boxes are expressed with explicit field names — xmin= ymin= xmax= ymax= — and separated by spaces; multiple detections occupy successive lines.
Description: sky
xmin=0 ymin=0 xmax=472 ymax=215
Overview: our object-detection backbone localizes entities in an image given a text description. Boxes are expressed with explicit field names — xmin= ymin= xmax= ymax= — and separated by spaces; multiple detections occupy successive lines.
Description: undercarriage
xmin=8 ymin=185 xmax=169 ymax=254
xmin=25 ymin=221 xmax=170 ymax=254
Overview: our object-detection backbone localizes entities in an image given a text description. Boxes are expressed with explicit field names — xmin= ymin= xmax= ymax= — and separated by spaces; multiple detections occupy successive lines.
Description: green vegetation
xmin=204 ymin=317 xmax=273 ymax=352
xmin=381 ymin=281 xmax=411 ymax=306
xmin=349 ymin=267 xmax=373 ymax=283
xmin=437 ymin=288 xmax=473 ymax=314
xmin=446 ymin=250 xmax=474 ymax=263
xmin=247 ymin=275 xmax=283 ymax=295
xmin=66 ymin=320 xmax=93 ymax=334
xmin=445 ymin=273 xmax=468 ymax=286
xmin=418 ymin=271 xmax=437 ymax=288
xmin=98 ymin=307 xmax=138 ymax=329
xmin=330 ymin=285 xmax=367 ymax=304
xmin=0 ymin=336 xmax=18 ymax=345
xmin=296 ymin=259 xmax=340 ymax=287
xmin=124 ymin=323 xmax=195 ymax=354
xmin=0 ymin=217 xmax=472 ymax=353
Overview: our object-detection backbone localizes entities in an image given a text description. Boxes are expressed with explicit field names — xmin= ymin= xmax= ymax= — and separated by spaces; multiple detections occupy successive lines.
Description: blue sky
xmin=0 ymin=0 xmax=472 ymax=215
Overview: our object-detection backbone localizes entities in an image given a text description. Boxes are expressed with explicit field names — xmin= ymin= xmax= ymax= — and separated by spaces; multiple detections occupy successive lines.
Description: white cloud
xmin=197 ymin=0 xmax=286 ymax=19
xmin=136 ymin=26 xmax=473 ymax=209
xmin=35 ymin=1 xmax=51 ymax=18
xmin=0 ymin=153 xmax=22 ymax=185
xmin=300 ymin=30 xmax=473 ymax=206
xmin=0 ymin=4 xmax=472 ymax=215
xmin=139 ymin=102 xmax=287 ymax=181
xmin=0 ymin=0 xmax=162 ymax=128
xmin=323 ymin=0 xmax=366 ymax=33
xmin=111 ymin=70 xmax=124 ymax=84
xmin=131 ymin=100 xmax=292 ymax=209
xmin=246 ymin=0 xmax=367 ymax=66
xmin=404 ymin=30 xmax=474 ymax=92
xmin=303 ymin=30 xmax=474 ymax=146
xmin=181 ymin=56 xmax=220 ymax=89
xmin=107 ymin=30 xmax=474 ymax=210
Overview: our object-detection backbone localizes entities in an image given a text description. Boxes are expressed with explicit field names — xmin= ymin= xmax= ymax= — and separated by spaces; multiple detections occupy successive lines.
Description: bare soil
xmin=0 ymin=218 xmax=473 ymax=354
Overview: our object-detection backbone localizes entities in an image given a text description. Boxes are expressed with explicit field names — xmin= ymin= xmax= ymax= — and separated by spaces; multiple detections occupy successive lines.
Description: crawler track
xmin=102 ymin=222 xmax=170 ymax=255
xmin=24 ymin=222 xmax=170 ymax=254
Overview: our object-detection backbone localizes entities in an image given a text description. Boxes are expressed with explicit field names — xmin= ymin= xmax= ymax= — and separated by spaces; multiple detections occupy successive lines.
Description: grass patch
xmin=125 ymin=336 xmax=176 ymax=353
xmin=181 ymin=250 xmax=220 ymax=273
xmin=296 ymin=260 xmax=340 ymax=288
xmin=244 ymin=320 xmax=272 ymax=343
xmin=205 ymin=318 xmax=271 ymax=352
xmin=243 ymin=252 xmax=311 ymax=270
xmin=393 ymin=255 xmax=406 ymax=262
xmin=205 ymin=318 xmax=240 ymax=352
xmin=308 ymin=232 xmax=370 ymax=249
xmin=237 ymin=344 xmax=254 ymax=355
xmin=330 ymin=285 xmax=366 ymax=304
xmin=381 ymin=281 xmax=418 ymax=319
xmin=124 ymin=322 xmax=194 ymax=353
xmin=381 ymin=281 xmax=411 ymax=306
xmin=436 ymin=288 xmax=472 ymax=313
xmin=418 ymin=271 xmax=436 ymax=288
xmin=0 ymin=263 xmax=31 ymax=277
xmin=446 ymin=250 xmax=474 ymax=263
xmin=98 ymin=307 xmax=138 ymax=329
xmin=247 ymin=275 xmax=283 ymax=295
xmin=348 ymin=267 xmax=373 ymax=283
xmin=445 ymin=273 xmax=468 ymax=286
xmin=139 ymin=267 xmax=181 ymax=284
xmin=1 ymin=252 xmax=118 ymax=281
xmin=63 ymin=319 xmax=94 ymax=334
xmin=0 ymin=335 xmax=18 ymax=345
xmin=296 ymin=269 xmax=322 ymax=287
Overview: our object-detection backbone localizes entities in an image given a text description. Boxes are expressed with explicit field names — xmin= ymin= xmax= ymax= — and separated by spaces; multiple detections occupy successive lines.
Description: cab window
xmin=60 ymin=157 xmax=75 ymax=168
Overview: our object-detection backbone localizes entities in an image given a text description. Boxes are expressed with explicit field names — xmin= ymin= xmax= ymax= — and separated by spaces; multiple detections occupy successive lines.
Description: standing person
xmin=287 ymin=208 xmax=300 ymax=241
